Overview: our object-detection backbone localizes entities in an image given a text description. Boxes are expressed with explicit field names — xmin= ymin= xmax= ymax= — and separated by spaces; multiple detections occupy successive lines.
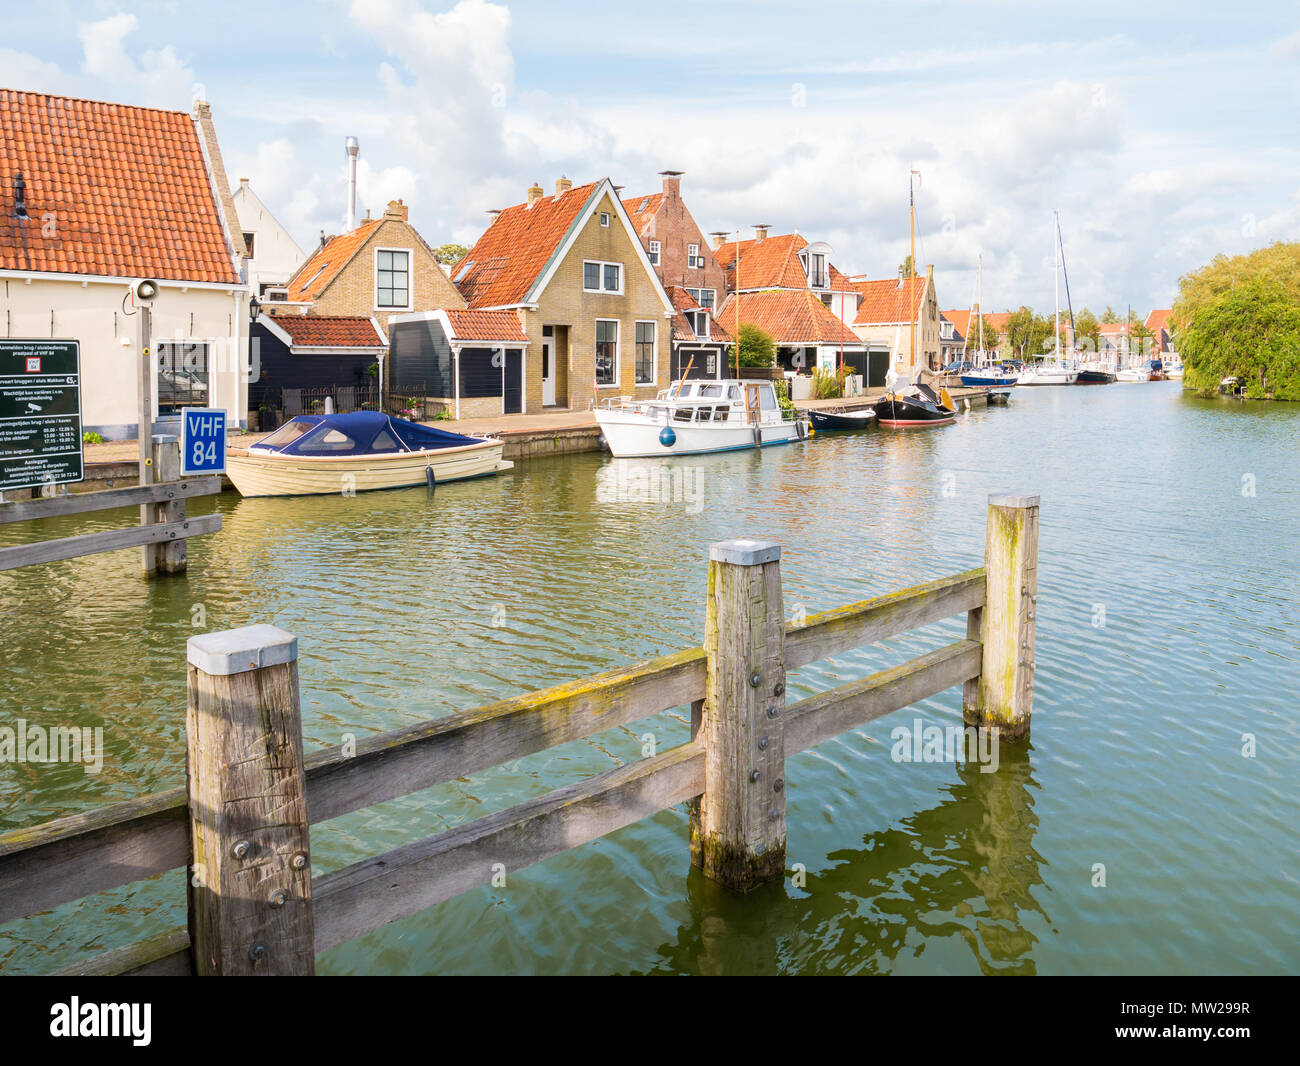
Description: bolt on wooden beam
xmin=690 ymin=538 xmax=787 ymax=891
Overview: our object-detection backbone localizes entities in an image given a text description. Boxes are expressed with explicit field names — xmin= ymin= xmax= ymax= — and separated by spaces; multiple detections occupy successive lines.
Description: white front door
xmin=541 ymin=338 xmax=556 ymax=406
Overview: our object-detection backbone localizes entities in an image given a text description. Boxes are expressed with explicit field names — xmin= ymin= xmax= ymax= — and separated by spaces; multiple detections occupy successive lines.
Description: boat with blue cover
xmin=225 ymin=411 xmax=510 ymax=497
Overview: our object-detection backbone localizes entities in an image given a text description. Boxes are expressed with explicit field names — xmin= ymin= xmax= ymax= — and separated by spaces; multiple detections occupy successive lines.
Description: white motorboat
xmin=1116 ymin=365 xmax=1151 ymax=382
xmin=1018 ymin=362 xmax=1078 ymax=386
xmin=1167 ymin=360 xmax=1184 ymax=379
xmin=594 ymin=379 xmax=807 ymax=458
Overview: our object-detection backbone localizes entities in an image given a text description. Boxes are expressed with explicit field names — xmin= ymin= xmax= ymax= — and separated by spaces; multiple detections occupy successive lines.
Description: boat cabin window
xmin=759 ymin=386 xmax=778 ymax=410
xmin=727 ymin=385 xmax=741 ymax=401
xmin=298 ymin=427 xmax=358 ymax=453
xmin=700 ymin=383 xmax=724 ymax=397
xmin=257 ymin=420 xmax=315 ymax=448
xmin=370 ymin=429 xmax=401 ymax=451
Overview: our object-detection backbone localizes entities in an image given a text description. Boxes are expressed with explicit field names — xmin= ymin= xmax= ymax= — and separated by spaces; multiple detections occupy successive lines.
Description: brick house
xmin=0 ymin=90 xmax=250 ymax=439
xmin=280 ymin=199 xmax=466 ymax=330
xmin=848 ymin=267 xmax=942 ymax=375
xmin=451 ymin=177 xmax=677 ymax=412
xmin=712 ymin=228 xmax=867 ymax=376
xmin=621 ymin=172 xmax=731 ymax=378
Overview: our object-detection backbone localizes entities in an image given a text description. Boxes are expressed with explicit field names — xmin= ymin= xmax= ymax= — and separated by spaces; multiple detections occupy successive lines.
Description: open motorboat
xmin=1074 ymin=361 xmax=1117 ymax=384
xmin=1167 ymin=358 xmax=1184 ymax=379
xmin=594 ymin=378 xmax=808 ymax=457
xmin=1116 ymin=365 xmax=1150 ymax=382
xmin=226 ymin=411 xmax=510 ymax=497
xmin=1018 ymin=362 xmax=1079 ymax=386
xmin=808 ymin=406 xmax=876 ymax=431
xmin=875 ymin=382 xmax=958 ymax=427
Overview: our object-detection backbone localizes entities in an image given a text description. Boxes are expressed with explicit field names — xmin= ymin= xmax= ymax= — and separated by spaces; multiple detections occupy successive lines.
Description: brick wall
xmin=635 ymin=176 xmax=727 ymax=306
xmin=310 ymin=207 xmax=466 ymax=330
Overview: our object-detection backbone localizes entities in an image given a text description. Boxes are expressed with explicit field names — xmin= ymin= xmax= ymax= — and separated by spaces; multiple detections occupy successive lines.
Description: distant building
xmin=0 ymin=90 xmax=250 ymax=439
xmin=1145 ymin=309 xmax=1173 ymax=353
xmin=232 ymin=179 xmax=306 ymax=297
xmin=848 ymin=267 xmax=942 ymax=373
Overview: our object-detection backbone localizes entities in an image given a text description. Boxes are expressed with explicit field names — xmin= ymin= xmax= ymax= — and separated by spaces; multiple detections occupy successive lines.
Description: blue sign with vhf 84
xmin=181 ymin=408 xmax=226 ymax=475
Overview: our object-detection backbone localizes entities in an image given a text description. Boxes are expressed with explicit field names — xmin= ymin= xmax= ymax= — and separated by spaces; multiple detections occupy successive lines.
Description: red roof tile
xmin=445 ymin=309 xmax=528 ymax=343
xmin=716 ymin=289 xmax=860 ymax=346
xmin=1145 ymin=308 xmax=1171 ymax=334
xmin=266 ymin=313 xmax=383 ymax=347
xmin=455 ymin=181 xmax=602 ymax=307
xmin=714 ymin=233 xmax=810 ymax=290
xmin=285 ymin=218 xmax=382 ymax=302
xmin=0 ymin=89 xmax=238 ymax=283
xmin=667 ymin=286 xmax=733 ymax=343
xmin=941 ymin=308 xmax=973 ymax=339
xmin=621 ymin=192 xmax=664 ymax=231
xmin=852 ymin=276 xmax=928 ymax=325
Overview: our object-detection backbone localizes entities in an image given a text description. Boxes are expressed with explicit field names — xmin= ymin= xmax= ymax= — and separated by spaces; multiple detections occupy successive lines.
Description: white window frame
xmin=648 ymin=240 xmax=660 ymax=266
xmin=595 ymin=318 xmax=620 ymax=388
xmin=687 ymin=243 xmax=701 ymax=268
xmin=634 ymin=319 xmax=657 ymax=386
xmin=599 ymin=212 xmax=610 ymax=227
xmin=690 ymin=311 xmax=711 ymax=340
xmin=374 ymin=246 xmax=413 ymax=311
xmin=582 ymin=259 xmax=624 ymax=294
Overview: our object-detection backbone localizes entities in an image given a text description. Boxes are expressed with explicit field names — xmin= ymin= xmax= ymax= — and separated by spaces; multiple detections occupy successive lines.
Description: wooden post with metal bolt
xmin=964 ymin=494 xmax=1040 ymax=739
xmin=186 ymin=625 xmax=315 ymax=975
xmin=148 ymin=434 xmax=186 ymax=574
xmin=690 ymin=538 xmax=788 ymax=891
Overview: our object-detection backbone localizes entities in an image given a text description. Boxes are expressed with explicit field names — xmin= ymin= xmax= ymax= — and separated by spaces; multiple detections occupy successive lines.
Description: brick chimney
xmin=709 ymin=231 xmax=728 ymax=250
xmin=753 ymin=224 xmax=770 ymax=242
xmin=527 ymin=181 xmax=544 ymax=206
xmin=383 ymin=199 xmax=408 ymax=222
xmin=555 ymin=176 xmax=572 ymax=195
xmin=660 ymin=170 xmax=683 ymax=199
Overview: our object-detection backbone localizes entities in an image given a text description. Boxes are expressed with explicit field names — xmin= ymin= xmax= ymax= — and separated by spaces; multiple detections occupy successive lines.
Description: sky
xmin=3 ymin=0 xmax=1298 ymax=314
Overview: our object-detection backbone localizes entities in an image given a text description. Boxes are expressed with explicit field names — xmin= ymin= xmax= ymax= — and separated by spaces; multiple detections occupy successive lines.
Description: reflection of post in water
xmin=648 ymin=740 xmax=1045 ymax=975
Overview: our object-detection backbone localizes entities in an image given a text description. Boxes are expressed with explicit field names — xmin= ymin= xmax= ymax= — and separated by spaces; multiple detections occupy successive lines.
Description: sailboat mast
xmin=1053 ymin=210 xmax=1061 ymax=362
xmin=909 ymin=167 xmax=916 ymax=372
xmin=977 ymin=252 xmax=984 ymax=359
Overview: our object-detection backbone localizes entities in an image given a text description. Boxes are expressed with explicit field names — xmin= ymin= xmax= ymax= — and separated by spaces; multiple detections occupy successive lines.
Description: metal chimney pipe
xmin=345 ymin=136 xmax=360 ymax=230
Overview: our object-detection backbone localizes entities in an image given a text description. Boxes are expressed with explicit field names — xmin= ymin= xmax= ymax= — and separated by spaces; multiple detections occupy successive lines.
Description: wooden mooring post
xmin=146 ymin=435 xmax=187 ymax=574
xmin=2 ymin=497 xmax=1042 ymax=974
xmin=690 ymin=539 xmax=787 ymax=891
xmin=963 ymin=494 xmax=1040 ymax=739
xmin=186 ymin=625 xmax=315 ymax=975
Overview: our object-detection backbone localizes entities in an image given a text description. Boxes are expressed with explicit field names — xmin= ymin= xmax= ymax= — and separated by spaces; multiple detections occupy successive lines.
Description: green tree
xmin=731 ymin=322 xmax=776 ymax=368
xmin=434 ymin=242 xmax=469 ymax=266
xmin=1174 ymin=242 xmax=1300 ymax=400
xmin=1074 ymin=308 xmax=1102 ymax=354
xmin=1100 ymin=305 xmax=1119 ymax=324
xmin=967 ymin=314 xmax=1000 ymax=352
xmin=898 ymin=254 xmax=914 ymax=278
xmin=1002 ymin=306 xmax=1054 ymax=361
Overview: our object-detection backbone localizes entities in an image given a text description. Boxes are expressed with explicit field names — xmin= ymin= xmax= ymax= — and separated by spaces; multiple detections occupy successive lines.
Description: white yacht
xmin=1116 ymin=364 xmax=1151 ymax=382
xmin=594 ymin=379 xmax=808 ymax=458
xmin=1018 ymin=210 xmax=1079 ymax=387
xmin=1017 ymin=362 xmax=1079 ymax=386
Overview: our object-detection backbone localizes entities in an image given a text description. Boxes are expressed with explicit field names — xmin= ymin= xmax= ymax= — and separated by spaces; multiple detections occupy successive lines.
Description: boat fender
xmin=796 ymin=419 xmax=807 ymax=440
xmin=659 ymin=425 xmax=676 ymax=448
xmin=425 ymin=465 xmax=436 ymax=490
xmin=752 ymin=425 xmax=762 ymax=448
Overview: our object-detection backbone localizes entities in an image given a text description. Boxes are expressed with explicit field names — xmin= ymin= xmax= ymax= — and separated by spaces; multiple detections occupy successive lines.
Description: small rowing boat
xmin=875 ymin=383 xmax=957 ymax=427
xmin=808 ymin=407 xmax=876 ymax=431
xmin=226 ymin=411 xmax=510 ymax=497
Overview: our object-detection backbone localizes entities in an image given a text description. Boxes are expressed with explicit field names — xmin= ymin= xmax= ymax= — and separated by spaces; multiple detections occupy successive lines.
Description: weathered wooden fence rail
xmin=0 ymin=437 xmax=221 ymax=574
xmin=0 ymin=494 xmax=1039 ymax=976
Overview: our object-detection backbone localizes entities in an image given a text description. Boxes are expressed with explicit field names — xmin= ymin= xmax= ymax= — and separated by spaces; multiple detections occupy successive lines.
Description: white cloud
xmin=1269 ymin=28 xmax=1300 ymax=62
xmin=77 ymin=13 xmax=196 ymax=106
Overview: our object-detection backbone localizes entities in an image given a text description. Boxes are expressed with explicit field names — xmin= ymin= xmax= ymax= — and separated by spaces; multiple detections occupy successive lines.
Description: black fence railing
xmin=251 ymin=384 xmax=433 ymax=430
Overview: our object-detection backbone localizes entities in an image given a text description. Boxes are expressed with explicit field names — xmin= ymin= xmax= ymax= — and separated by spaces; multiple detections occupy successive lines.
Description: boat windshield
xmin=256 ymin=420 xmax=315 ymax=448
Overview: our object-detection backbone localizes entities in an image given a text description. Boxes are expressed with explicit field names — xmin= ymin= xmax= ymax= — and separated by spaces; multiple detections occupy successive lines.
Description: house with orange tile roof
xmin=449 ymin=177 xmax=677 ymax=412
xmin=711 ymin=227 xmax=868 ymax=377
xmin=847 ymin=267 xmax=942 ymax=375
xmin=278 ymin=199 xmax=465 ymax=331
xmin=622 ymin=172 xmax=731 ymax=379
xmin=1145 ymin=308 xmax=1174 ymax=353
xmin=0 ymin=90 xmax=251 ymax=439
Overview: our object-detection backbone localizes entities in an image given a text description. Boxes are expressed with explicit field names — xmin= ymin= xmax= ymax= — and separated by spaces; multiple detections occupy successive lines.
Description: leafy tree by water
xmin=1101 ymin=306 xmax=1120 ymax=323
xmin=1002 ymin=306 xmax=1054 ymax=361
xmin=1074 ymin=308 xmax=1102 ymax=353
xmin=1174 ymin=242 xmax=1300 ymax=400
xmin=731 ymin=322 xmax=776 ymax=368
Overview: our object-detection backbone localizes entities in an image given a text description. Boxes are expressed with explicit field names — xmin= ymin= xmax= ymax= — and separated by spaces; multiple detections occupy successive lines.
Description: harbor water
xmin=1 ymin=382 xmax=1297 ymax=974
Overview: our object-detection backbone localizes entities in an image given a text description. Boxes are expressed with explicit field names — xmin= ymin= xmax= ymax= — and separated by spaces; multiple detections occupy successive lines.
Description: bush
xmin=1175 ymin=243 xmax=1300 ymax=401
xmin=812 ymin=365 xmax=845 ymax=399
xmin=82 ymin=431 xmax=104 ymax=445
xmin=731 ymin=322 xmax=776 ymax=368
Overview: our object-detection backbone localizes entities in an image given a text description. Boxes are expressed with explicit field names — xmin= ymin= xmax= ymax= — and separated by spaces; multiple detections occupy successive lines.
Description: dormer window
xmin=690 ymin=311 xmax=711 ymax=339
xmin=648 ymin=240 xmax=660 ymax=266
xmin=808 ymin=252 xmax=827 ymax=288
xmin=687 ymin=243 xmax=701 ymax=268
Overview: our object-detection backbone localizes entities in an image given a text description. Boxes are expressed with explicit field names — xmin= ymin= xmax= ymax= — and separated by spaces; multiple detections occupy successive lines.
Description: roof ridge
xmin=0 ymin=86 xmax=192 ymax=118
